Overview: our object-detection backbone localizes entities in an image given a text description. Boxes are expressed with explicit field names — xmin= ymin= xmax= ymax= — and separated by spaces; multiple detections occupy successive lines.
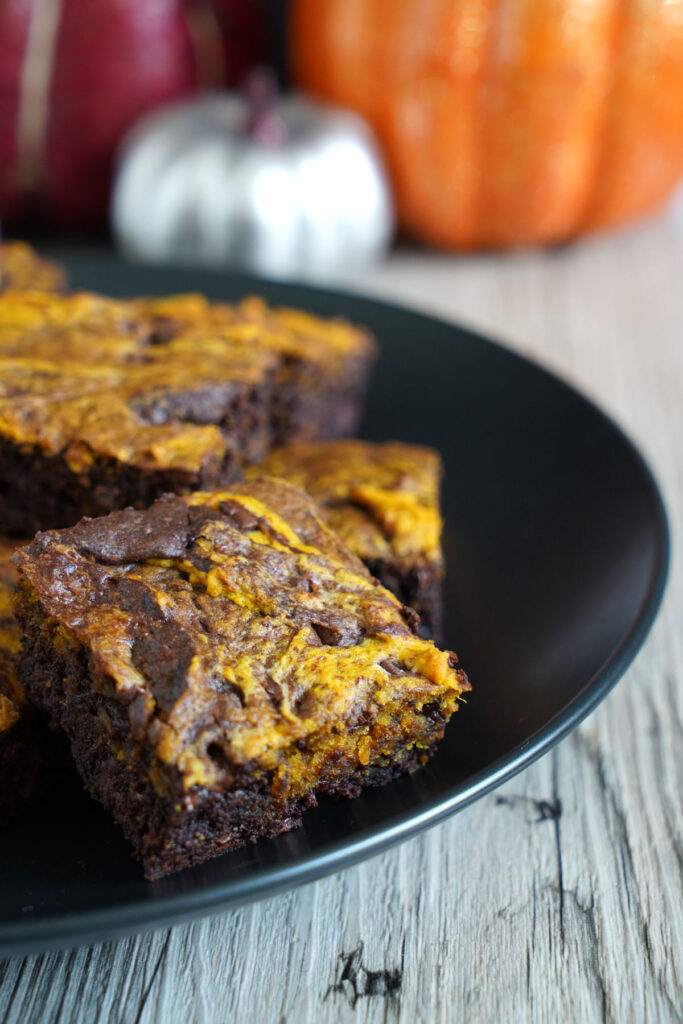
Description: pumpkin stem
xmin=242 ymin=67 xmax=285 ymax=146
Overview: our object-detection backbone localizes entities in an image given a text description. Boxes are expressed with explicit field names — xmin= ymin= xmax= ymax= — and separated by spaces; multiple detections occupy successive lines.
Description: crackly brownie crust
xmin=0 ymin=242 xmax=66 ymax=294
xmin=14 ymin=478 xmax=468 ymax=878
xmin=0 ymin=536 xmax=67 ymax=815
xmin=254 ymin=441 xmax=445 ymax=639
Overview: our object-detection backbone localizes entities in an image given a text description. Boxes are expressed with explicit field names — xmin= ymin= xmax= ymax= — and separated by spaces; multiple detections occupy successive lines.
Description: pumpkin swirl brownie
xmin=254 ymin=441 xmax=445 ymax=639
xmin=0 ymin=291 xmax=279 ymax=533
xmin=0 ymin=536 xmax=67 ymax=815
xmin=0 ymin=242 xmax=66 ymax=294
xmin=13 ymin=478 xmax=469 ymax=879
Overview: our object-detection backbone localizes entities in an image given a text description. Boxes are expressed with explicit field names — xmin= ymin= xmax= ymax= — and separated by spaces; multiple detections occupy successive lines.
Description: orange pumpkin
xmin=290 ymin=0 xmax=683 ymax=249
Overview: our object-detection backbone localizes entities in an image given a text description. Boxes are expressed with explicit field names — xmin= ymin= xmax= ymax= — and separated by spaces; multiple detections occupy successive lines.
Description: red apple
xmin=0 ymin=0 xmax=264 ymax=228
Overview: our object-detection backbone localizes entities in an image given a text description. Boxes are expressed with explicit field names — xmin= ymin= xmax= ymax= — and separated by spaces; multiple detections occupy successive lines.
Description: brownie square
xmin=14 ymin=478 xmax=469 ymax=878
xmin=0 ymin=291 xmax=278 ymax=533
xmin=255 ymin=441 xmax=446 ymax=639
xmin=0 ymin=242 xmax=66 ymax=294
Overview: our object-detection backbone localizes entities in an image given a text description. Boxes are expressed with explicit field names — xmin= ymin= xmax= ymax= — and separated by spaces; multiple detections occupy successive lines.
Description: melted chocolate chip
xmin=380 ymin=658 xmax=410 ymax=677
xmin=310 ymin=621 xmax=363 ymax=648
xmin=346 ymin=705 xmax=371 ymax=730
xmin=69 ymin=498 xmax=190 ymax=564
xmin=132 ymin=622 xmax=194 ymax=713
xmin=421 ymin=701 xmax=444 ymax=727
xmin=145 ymin=316 xmax=179 ymax=345
xmin=187 ymin=504 xmax=222 ymax=540
xmin=218 ymin=500 xmax=258 ymax=531
xmin=188 ymin=553 xmax=214 ymax=574
xmin=94 ymin=576 xmax=164 ymax=620
xmin=294 ymin=689 xmax=318 ymax=718
xmin=262 ymin=674 xmax=283 ymax=707
xmin=401 ymin=604 xmax=421 ymax=634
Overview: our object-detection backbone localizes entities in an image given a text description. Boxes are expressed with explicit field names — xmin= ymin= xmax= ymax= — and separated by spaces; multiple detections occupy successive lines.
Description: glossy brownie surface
xmin=14 ymin=479 xmax=468 ymax=875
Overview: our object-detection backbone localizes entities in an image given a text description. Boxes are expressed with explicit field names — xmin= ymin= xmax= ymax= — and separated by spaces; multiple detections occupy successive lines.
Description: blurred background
xmin=1 ymin=0 xmax=682 ymax=281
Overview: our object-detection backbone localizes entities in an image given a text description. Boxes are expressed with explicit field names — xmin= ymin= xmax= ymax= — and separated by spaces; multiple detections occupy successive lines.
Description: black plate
xmin=0 ymin=252 xmax=669 ymax=958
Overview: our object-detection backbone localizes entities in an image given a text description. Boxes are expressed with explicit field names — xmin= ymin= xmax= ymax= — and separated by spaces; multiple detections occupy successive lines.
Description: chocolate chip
xmin=375 ymin=621 xmax=411 ymax=637
xmin=218 ymin=500 xmax=259 ymax=531
xmin=346 ymin=705 xmax=371 ymax=730
xmin=214 ymin=681 xmax=245 ymax=706
xmin=69 ymin=497 xmax=190 ymax=564
xmin=380 ymin=658 xmax=410 ymax=677
xmin=188 ymin=553 xmax=213 ymax=573
xmin=310 ymin=621 xmax=364 ymax=647
xmin=307 ymin=627 xmax=322 ymax=647
xmin=187 ymin=504 xmax=226 ymax=545
xmin=262 ymin=674 xmax=283 ymax=707
xmin=132 ymin=622 xmax=194 ymax=713
xmin=421 ymin=701 xmax=444 ymax=726
xmin=146 ymin=316 xmax=179 ymax=345
xmin=401 ymin=604 xmax=421 ymax=634
xmin=294 ymin=689 xmax=317 ymax=718
xmin=95 ymin=576 xmax=164 ymax=620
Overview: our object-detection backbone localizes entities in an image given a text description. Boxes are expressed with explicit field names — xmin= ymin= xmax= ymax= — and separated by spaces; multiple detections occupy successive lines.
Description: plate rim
xmin=0 ymin=261 xmax=670 ymax=958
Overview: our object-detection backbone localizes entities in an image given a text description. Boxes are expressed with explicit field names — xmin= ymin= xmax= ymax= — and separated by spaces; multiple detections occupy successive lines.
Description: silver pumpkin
xmin=111 ymin=92 xmax=394 ymax=279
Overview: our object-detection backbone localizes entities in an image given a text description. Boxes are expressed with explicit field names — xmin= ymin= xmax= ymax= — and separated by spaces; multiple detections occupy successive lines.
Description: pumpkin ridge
xmin=573 ymin=0 xmax=631 ymax=235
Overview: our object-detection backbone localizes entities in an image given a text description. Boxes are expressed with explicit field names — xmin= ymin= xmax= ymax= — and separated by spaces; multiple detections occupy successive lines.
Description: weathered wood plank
xmin=1 ymin=206 xmax=682 ymax=1024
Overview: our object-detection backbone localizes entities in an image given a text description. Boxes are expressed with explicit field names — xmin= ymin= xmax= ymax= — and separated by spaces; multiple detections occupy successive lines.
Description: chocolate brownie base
xmin=366 ymin=559 xmax=443 ymax=642
xmin=0 ymin=435 xmax=240 ymax=537
xmin=250 ymin=301 xmax=376 ymax=444
xmin=269 ymin=356 xmax=374 ymax=445
xmin=14 ymin=480 xmax=468 ymax=878
xmin=16 ymin=627 xmax=438 ymax=876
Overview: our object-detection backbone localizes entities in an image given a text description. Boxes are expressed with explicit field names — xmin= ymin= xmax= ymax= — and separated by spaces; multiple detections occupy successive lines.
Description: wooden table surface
xmin=2 ymin=207 xmax=682 ymax=1024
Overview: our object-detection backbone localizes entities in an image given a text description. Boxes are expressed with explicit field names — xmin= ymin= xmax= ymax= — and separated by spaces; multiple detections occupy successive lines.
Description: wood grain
xmin=2 ymin=205 xmax=682 ymax=1023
